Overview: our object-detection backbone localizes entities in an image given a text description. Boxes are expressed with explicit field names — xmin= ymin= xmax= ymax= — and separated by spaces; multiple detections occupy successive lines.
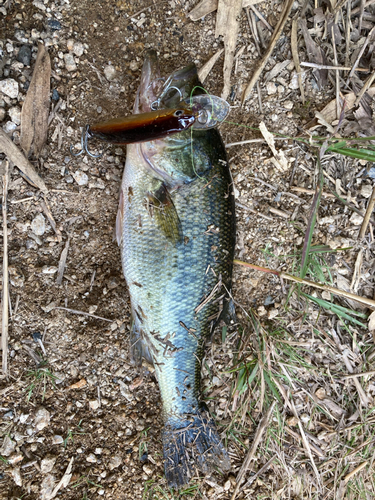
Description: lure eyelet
xmin=174 ymin=110 xmax=184 ymax=117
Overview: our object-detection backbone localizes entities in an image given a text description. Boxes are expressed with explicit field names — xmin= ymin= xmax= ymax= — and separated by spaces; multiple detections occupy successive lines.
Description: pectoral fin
xmin=146 ymin=183 xmax=183 ymax=244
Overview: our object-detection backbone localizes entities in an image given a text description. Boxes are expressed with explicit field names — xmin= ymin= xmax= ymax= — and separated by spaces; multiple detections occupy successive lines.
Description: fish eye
xmin=174 ymin=110 xmax=184 ymax=117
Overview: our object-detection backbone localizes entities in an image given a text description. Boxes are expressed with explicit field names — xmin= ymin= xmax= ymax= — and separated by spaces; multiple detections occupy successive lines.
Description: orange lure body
xmin=88 ymin=108 xmax=196 ymax=145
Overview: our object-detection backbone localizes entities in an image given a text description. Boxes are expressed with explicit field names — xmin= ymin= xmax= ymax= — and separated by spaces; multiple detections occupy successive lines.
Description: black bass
xmin=116 ymin=50 xmax=235 ymax=488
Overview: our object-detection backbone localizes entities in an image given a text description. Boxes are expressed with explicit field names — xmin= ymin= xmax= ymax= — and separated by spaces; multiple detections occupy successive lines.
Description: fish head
xmin=134 ymin=50 xmax=201 ymax=114
xmin=133 ymin=51 xmax=207 ymax=185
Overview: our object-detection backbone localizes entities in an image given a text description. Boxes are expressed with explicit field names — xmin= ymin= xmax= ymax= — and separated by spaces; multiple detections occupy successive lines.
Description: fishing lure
xmin=70 ymin=94 xmax=230 ymax=158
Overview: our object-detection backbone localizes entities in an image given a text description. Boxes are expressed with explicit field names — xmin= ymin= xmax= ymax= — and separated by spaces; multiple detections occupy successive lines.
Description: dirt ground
xmin=1 ymin=0 xmax=375 ymax=499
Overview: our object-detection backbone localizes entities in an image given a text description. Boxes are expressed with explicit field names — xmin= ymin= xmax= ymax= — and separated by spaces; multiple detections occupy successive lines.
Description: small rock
xmin=350 ymin=212 xmax=363 ymax=225
xmin=86 ymin=453 xmax=97 ymax=463
xmin=284 ymin=100 xmax=294 ymax=110
xmin=0 ymin=78 xmax=19 ymax=98
xmin=34 ymin=408 xmax=50 ymax=431
xmin=47 ymin=19 xmax=62 ymax=31
xmin=64 ymin=53 xmax=77 ymax=72
xmin=224 ymin=479 xmax=231 ymax=491
xmin=266 ymin=82 xmax=277 ymax=95
xmin=17 ymin=45 xmax=31 ymax=66
xmin=51 ymin=435 xmax=64 ymax=445
xmin=40 ymin=474 xmax=55 ymax=500
xmin=42 ymin=265 xmax=58 ymax=274
xmin=66 ymin=39 xmax=74 ymax=51
xmin=361 ymin=184 xmax=372 ymax=198
xmin=264 ymin=295 xmax=274 ymax=306
xmin=33 ymin=0 xmax=46 ymax=10
xmin=108 ymin=455 xmax=122 ymax=470
xmin=31 ymin=214 xmax=46 ymax=236
xmin=12 ymin=467 xmax=22 ymax=486
xmin=72 ymin=170 xmax=88 ymax=186
xmin=52 ymin=89 xmax=59 ymax=101
xmin=98 ymin=489 xmax=105 ymax=496
xmin=7 ymin=453 xmax=23 ymax=465
xmin=89 ymin=400 xmax=100 ymax=410
xmin=41 ymin=455 xmax=56 ymax=474
xmin=0 ymin=108 xmax=6 ymax=121
xmin=8 ymin=106 xmax=21 ymax=125
xmin=104 ymin=64 xmax=116 ymax=81
xmin=3 ymin=121 xmax=17 ymax=134
xmin=129 ymin=60 xmax=138 ymax=71
xmin=0 ymin=436 xmax=16 ymax=456
xmin=268 ymin=308 xmax=278 ymax=320
xmin=72 ymin=41 xmax=84 ymax=57
xmin=142 ymin=464 xmax=153 ymax=475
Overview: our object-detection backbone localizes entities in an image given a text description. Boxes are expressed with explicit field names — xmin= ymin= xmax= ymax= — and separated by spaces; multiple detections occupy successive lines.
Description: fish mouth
xmin=134 ymin=50 xmax=200 ymax=114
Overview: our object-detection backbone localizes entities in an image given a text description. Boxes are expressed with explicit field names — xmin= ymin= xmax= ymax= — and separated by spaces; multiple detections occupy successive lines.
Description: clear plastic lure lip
xmin=184 ymin=95 xmax=231 ymax=130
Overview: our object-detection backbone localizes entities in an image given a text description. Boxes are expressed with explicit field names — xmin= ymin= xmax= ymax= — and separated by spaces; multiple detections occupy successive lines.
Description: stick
xmin=0 ymin=129 xmax=48 ymax=192
xmin=234 ymin=259 xmax=375 ymax=309
xmin=242 ymin=0 xmax=294 ymax=103
xmin=341 ymin=370 xmax=375 ymax=379
xmin=291 ymin=18 xmax=305 ymax=104
xmin=354 ymin=70 xmax=375 ymax=106
xmin=300 ymin=62 xmax=369 ymax=72
xmin=47 ymin=306 xmax=112 ymax=322
xmin=56 ymin=237 xmax=70 ymax=285
xmin=1 ymin=161 xmax=9 ymax=374
xmin=239 ymin=454 xmax=277 ymax=492
xmin=359 ymin=185 xmax=375 ymax=239
xmin=230 ymin=402 xmax=276 ymax=500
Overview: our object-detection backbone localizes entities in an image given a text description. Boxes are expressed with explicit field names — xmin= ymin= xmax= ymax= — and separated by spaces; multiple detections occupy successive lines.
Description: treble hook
xmin=69 ymin=125 xmax=104 ymax=159
xmin=151 ymin=85 xmax=183 ymax=111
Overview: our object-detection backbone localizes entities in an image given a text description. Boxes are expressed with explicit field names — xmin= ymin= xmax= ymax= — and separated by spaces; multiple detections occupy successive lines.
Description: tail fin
xmin=162 ymin=409 xmax=230 ymax=488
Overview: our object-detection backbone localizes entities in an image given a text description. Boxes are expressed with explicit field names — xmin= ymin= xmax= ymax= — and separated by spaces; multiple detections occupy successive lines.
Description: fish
xmin=117 ymin=50 xmax=236 ymax=488
xmin=88 ymin=107 xmax=196 ymax=145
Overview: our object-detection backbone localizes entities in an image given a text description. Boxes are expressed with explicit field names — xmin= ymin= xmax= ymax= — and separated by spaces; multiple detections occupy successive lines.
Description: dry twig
xmin=359 ymin=185 xmax=375 ymax=239
xmin=1 ymin=161 xmax=9 ymax=375
xmin=242 ymin=0 xmax=294 ymax=102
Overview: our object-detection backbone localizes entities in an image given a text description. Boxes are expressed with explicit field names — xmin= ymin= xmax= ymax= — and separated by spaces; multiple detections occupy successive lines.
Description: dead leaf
xmin=20 ymin=43 xmax=51 ymax=158
xmin=216 ymin=0 xmax=243 ymax=100
xmin=291 ymin=19 xmax=305 ymax=103
xmin=198 ymin=49 xmax=224 ymax=83
xmin=188 ymin=0 xmax=261 ymax=21
xmin=368 ymin=310 xmax=375 ymax=331
xmin=300 ymin=19 xmax=328 ymax=88
xmin=68 ymin=379 xmax=87 ymax=389
xmin=0 ymin=129 xmax=48 ymax=192
xmin=259 ymin=121 xmax=288 ymax=171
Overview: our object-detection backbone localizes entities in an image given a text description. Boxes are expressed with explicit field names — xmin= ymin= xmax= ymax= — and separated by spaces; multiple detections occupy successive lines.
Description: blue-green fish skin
xmin=117 ymin=50 xmax=235 ymax=488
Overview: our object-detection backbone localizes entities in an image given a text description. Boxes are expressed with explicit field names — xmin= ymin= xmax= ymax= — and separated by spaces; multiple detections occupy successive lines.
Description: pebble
xmin=73 ymin=41 xmax=84 ymax=57
xmin=12 ymin=467 xmax=22 ymax=486
xmin=361 ymin=184 xmax=372 ymax=198
xmin=224 ymin=479 xmax=231 ymax=491
xmin=66 ymin=39 xmax=74 ymax=51
xmin=42 ymin=265 xmax=58 ymax=274
xmin=47 ymin=19 xmax=62 ymax=31
xmin=129 ymin=60 xmax=138 ymax=71
xmin=350 ymin=212 xmax=363 ymax=225
xmin=3 ymin=121 xmax=17 ymax=134
xmin=284 ymin=100 xmax=294 ymax=110
xmin=34 ymin=408 xmax=50 ymax=431
xmin=52 ymin=89 xmax=59 ymax=101
xmin=86 ymin=453 xmax=97 ymax=463
xmin=0 ymin=436 xmax=16 ymax=456
xmin=142 ymin=464 xmax=153 ymax=475
xmin=33 ymin=0 xmax=46 ymax=10
xmin=52 ymin=435 xmax=64 ymax=445
xmin=108 ymin=455 xmax=122 ymax=470
xmin=89 ymin=400 xmax=100 ymax=410
xmin=98 ymin=489 xmax=105 ymax=495
xmin=41 ymin=455 xmax=56 ymax=473
xmin=0 ymin=108 xmax=6 ymax=121
xmin=73 ymin=170 xmax=88 ymax=186
xmin=7 ymin=453 xmax=23 ymax=465
xmin=9 ymin=106 xmax=21 ymax=125
xmin=64 ymin=53 xmax=77 ymax=72
xmin=266 ymin=82 xmax=277 ymax=95
xmin=17 ymin=45 xmax=32 ymax=66
xmin=104 ymin=64 xmax=116 ymax=81
xmin=40 ymin=474 xmax=55 ymax=500
xmin=31 ymin=214 xmax=46 ymax=236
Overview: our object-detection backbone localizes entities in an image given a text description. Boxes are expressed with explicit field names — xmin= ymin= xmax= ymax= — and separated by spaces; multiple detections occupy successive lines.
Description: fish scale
xmin=117 ymin=51 xmax=235 ymax=488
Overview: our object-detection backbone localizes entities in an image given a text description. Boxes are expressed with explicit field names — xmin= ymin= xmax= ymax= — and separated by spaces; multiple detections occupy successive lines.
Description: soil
xmin=1 ymin=1 xmax=375 ymax=499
